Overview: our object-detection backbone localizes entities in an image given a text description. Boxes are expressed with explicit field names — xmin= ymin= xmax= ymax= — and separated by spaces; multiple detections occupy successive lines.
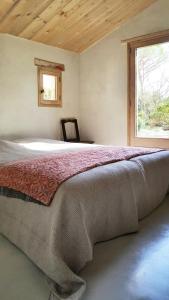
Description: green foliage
xmin=149 ymin=101 xmax=169 ymax=127
xmin=138 ymin=100 xmax=169 ymax=130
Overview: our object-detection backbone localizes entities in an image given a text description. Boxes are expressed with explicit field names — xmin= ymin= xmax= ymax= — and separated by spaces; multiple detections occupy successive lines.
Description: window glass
xmin=136 ymin=42 xmax=169 ymax=139
xmin=42 ymin=74 xmax=56 ymax=101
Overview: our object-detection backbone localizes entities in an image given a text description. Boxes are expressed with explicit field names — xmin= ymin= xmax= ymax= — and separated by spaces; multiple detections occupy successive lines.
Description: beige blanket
xmin=0 ymin=139 xmax=169 ymax=300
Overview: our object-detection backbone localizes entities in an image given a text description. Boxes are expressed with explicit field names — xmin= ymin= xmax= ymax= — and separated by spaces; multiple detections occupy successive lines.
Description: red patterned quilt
xmin=0 ymin=146 xmax=161 ymax=205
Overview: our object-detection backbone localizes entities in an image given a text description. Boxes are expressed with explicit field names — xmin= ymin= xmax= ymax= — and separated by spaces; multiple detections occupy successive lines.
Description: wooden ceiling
xmin=0 ymin=0 xmax=156 ymax=53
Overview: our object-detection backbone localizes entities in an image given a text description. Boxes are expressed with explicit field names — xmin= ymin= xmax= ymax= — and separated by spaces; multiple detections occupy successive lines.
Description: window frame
xmin=38 ymin=66 xmax=62 ymax=107
xmin=128 ymin=31 xmax=169 ymax=149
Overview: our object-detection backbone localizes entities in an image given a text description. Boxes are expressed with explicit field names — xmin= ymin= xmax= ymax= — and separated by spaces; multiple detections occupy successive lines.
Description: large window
xmin=128 ymin=31 xmax=169 ymax=148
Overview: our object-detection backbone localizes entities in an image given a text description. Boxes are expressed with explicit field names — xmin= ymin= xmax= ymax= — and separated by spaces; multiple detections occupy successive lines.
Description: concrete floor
xmin=1 ymin=195 xmax=169 ymax=300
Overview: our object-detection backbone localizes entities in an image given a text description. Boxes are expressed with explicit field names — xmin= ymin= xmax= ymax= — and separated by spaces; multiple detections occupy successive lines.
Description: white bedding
xmin=0 ymin=139 xmax=169 ymax=300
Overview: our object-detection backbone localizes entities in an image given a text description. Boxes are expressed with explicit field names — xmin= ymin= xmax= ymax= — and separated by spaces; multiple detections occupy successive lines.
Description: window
xmin=34 ymin=58 xmax=65 ymax=107
xmin=38 ymin=67 xmax=62 ymax=107
xmin=128 ymin=31 xmax=169 ymax=148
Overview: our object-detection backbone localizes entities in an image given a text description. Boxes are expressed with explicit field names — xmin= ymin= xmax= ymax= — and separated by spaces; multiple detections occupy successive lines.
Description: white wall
xmin=80 ymin=0 xmax=169 ymax=145
xmin=1 ymin=0 xmax=169 ymax=144
xmin=0 ymin=34 xmax=79 ymax=139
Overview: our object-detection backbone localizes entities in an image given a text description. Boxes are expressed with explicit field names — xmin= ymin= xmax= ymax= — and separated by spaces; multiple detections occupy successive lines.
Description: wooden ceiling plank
xmin=60 ymin=0 xmax=132 ymax=48
xmin=0 ymin=0 xmax=157 ymax=52
xmin=32 ymin=0 xmax=91 ymax=42
xmin=0 ymin=0 xmax=55 ymax=35
xmin=36 ymin=0 xmax=108 ymax=45
xmin=62 ymin=0 xmax=156 ymax=51
xmin=16 ymin=0 xmax=56 ymax=35
xmin=74 ymin=0 xmax=157 ymax=52
xmin=49 ymin=0 xmax=128 ymax=47
xmin=32 ymin=0 xmax=84 ymax=40
xmin=19 ymin=0 xmax=76 ymax=39
xmin=38 ymin=0 xmax=155 ymax=50
xmin=0 ymin=0 xmax=21 ymax=23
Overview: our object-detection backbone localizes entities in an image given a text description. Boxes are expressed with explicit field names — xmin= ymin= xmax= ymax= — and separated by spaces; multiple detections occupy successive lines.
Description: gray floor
xmin=1 ymin=196 xmax=169 ymax=300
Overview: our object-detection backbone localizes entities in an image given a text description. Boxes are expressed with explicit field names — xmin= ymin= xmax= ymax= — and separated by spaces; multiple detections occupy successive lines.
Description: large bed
xmin=0 ymin=139 xmax=169 ymax=300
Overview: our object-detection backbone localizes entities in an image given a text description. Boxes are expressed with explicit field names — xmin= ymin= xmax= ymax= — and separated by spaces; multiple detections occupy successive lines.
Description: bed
xmin=0 ymin=138 xmax=169 ymax=300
